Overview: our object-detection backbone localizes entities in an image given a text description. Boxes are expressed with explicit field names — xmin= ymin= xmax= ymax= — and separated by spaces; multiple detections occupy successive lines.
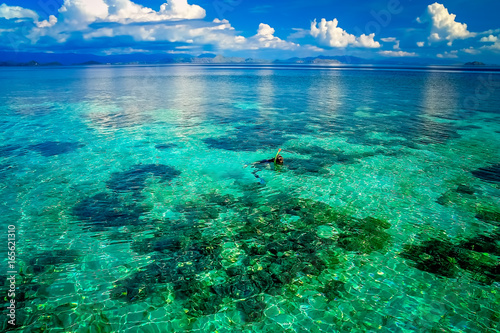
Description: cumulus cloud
xmin=418 ymin=3 xmax=474 ymax=46
xmin=437 ymin=50 xmax=458 ymax=58
xmin=251 ymin=23 xmax=299 ymax=50
xmin=462 ymin=47 xmax=480 ymax=55
xmin=310 ymin=18 xmax=380 ymax=48
xmin=417 ymin=41 xmax=425 ymax=47
xmin=18 ymin=0 xmax=301 ymax=53
xmin=36 ymin=15 xmax=58 ymax=28
xmin=477 ymin=34 xmax=500 ymax=51
xmin=480 ymin=35 xmax=498 ymax=43
xmin=106 ymin=0 xmax=205 ymax=23
xmin=378 ymin=50 xmax=417 ymax=57
xmin=57 ymin=0 xmax=205 ymax=26
xmin=0 ymin=3 xmax=39 ymax=20
xmin=481 ymin=41 xmax=500 ymax=51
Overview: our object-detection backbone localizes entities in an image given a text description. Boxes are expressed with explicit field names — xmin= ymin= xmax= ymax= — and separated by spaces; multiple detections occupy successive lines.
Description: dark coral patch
xmin=27 ymin=249 xmax=80 ymax=274
xmin=401 ymin=239 xmax=458 ymax=278
xmin=203 ymin=124 xmax=289 ymax=152
xmin=29 ymin=141 xmax=83 ymax=157
xmin=107 ymin=164 xmax=180 ymax=194
xmin=459 ymin=232 xmax=500 ymax=256
xmin=456 ymin=184 xmax=476 ymax=195
xmin=111 ymin=192 xmax=391 ymax=322
xmin=471 ymin=164 xmax=500 ymax=183
xmin=173 ymin=193 xmax=235 ymax=222
xmin=322 ymin=280 xmax=346 ymax=302
xmin=476 ymin=208 xmax=500 ymax=226
xmin=155 ymin=143 xmax=178 ymax=150
xmin=284 ymin=145 xmax=393 ymax=176
xmin=336 ymin=217 xmax=391 ymax=254
xmin=0 ymin=144 xmax=25 ymax=158
xmin=400 ymin=234 xmax=500 ymax=284
xmin=73 ymin=192 xmax=145 ymax=230
xmin=237 ymin=295 xmax=266 ymax=322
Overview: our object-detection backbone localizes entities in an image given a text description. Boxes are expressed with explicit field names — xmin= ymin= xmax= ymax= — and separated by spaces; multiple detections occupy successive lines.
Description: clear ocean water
xmin=1 ymin=65 xmax=499 ymax=332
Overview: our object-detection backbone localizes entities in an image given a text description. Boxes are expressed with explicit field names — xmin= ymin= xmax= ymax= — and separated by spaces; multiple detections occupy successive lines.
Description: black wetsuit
xmin=251 ymin=158 xmax=282 ymax=183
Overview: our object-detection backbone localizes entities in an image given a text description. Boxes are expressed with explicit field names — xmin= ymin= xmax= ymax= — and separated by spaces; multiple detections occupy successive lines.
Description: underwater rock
xmin=476 ymin=208 xmax=500 ymax=225
xmin=113 ymin=232 xmax=224 ymax=304
xmin=0 ymin=144 xmax=25 ymax=158
xmin=110 ymin=271 xmax=156 ymax=302
xmin=230 ymin=275 xmax=261 ymax=299
xmin=456 ymin=184 xmax=475 ymax=195
xmin=401 ymin=234 xmax=500 ymax=284
xmin=107 ymin=164 xmax=180 ymax=194
xmin=400 ymin=239 xmax=458 ymax=278
xmin=178 ymin=201 xmax=220 ymax=221
xmin=155 ymin=143 xmax=178 ymax=150
xmin=202 ymin=193 xmax=236 ymax=207
xmin=28 ymin=141 xmax=83 ymax=157
xmin=471 ymin=164 xmax=500 ymax=183
xmin=337 ymin=217 xmax=391 ymax=254
xmin=436 ymin=193 xmax=452 ymax=206
xmin=459 ymin=232 xmax=500 ymax=256
xmin=152 ymin=237 xmax=183 ymax=253
xmin=226 ymin=265 xmax=246 ymax=277
xmin=28 ymin=249 xmax=80 ymax=273
xmin=237 ymin=295 xmax=266 ymax=322
xmin=285 ymin=158 xmax=332 ymax=175
xmin=185 ymin=294 xmax=224 ymax=317
xmin=284 ymin=145 xmax=360 ymax=175
xmin=73 ymin=192 xmax=145 ymax=230
xmin=322 ymin=280 xmax=346 ymax=302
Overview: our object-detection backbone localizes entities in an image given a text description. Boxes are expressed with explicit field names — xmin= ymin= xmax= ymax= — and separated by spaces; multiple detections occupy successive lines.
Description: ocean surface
xmin=0 ymin=64 xmax=499 ymax=332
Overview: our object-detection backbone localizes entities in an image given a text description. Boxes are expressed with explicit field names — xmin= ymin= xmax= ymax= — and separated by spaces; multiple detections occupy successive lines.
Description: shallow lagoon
xmin=0 ymin=65 xmax=499 ymax=332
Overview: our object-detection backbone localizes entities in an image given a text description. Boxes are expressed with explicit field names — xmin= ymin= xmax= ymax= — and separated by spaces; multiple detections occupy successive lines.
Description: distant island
xmin=0 ymin=52 xmax=497 ymax=67
xmin=464 ymin=61 xmax=485 ymax=66
xmin=0 ymin=60 xmax=63 ymax=67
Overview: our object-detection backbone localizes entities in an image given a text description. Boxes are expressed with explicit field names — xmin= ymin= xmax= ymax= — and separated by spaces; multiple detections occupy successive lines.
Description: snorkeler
xmin=255 ymin=154 xmax=284 ymax=166
xmin=245 ymin=149 xmax=284 ymax=184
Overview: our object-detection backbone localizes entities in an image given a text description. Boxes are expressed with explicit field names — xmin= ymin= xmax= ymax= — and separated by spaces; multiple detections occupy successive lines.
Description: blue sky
xmin=1 ymin=0 xmax=500 ymax=62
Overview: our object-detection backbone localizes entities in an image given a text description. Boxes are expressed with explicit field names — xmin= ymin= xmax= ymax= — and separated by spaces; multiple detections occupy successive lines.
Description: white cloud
xmin=0 ymin=3 xmax=39 ymax=20
xmin=477 ymin=33 xmax=500 ymax=51
xmin=381 ymin=37 xmax=396 ymax=42
xmin=437 ymin=50 xmax=458 ymax=58
xmin=418 ymin=3 xmax=474 ymax=46
xmin=417 ymin=41 xmax=425 ymax=47
xmin=106 ymin=0 xmax=205 ymax=23
xmin=379 ymin=50 xmax=417 ymax=57
xmin=462 ymin=47 xmax=480 ymax=55
xmin=381 ymin=37 xmax=400 ymax=50
xmin=59 ymin=0 xmax=109 ymax=25
xmin=57 ymin=0 xmax=205 ymax=26
xmin=481 ymin=41 xmax=500 ymax=51
xmin=36 ymin=15 xmax=58 ymax=28
xmin=310 ymin=18 xmax=380 ymax=49
xmin=480 ymin=35 xmax=498 ymax=43
xmin=250 ymin=23 xmax=299 ymax=50
xmin=25 ymin=0 xmax=300 ymax=53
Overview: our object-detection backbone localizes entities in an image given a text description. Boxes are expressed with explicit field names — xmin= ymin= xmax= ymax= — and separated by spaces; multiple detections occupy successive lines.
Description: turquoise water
xmin=1 ymin=65 xmax=499 ymax=332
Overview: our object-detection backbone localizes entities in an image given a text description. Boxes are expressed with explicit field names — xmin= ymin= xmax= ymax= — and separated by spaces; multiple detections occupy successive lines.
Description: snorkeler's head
xmin=275 ymin=155 xmax=284 ymax=165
